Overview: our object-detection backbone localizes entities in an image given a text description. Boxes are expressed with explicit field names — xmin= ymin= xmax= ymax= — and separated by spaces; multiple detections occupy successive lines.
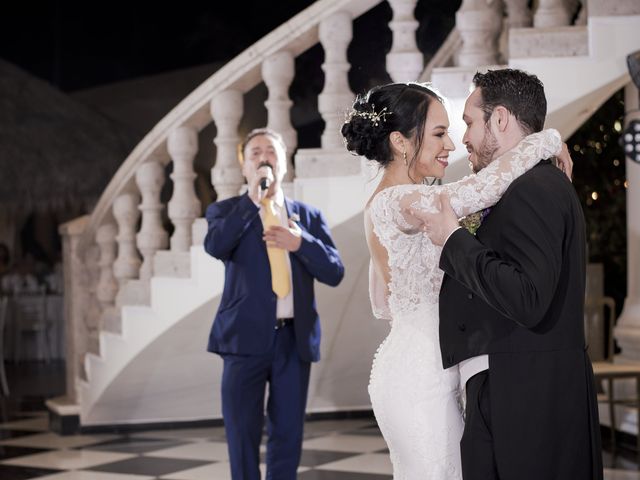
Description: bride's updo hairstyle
xmin=341 ymin=82 xmax=442 ymax=168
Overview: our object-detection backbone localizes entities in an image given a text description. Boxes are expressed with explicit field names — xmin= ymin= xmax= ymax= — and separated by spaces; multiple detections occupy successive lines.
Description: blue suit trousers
xmin=221 ymin=324 xmax=311 ymax=480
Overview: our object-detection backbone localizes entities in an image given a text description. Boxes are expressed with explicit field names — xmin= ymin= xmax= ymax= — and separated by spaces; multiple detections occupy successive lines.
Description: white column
xmin=534 ymin=0 xmax=570 ymax=28
xmin=456 ymin=0 xmax=504 ymax=67
xmin=615 ymin=83 xmax=640 ymax=360
xmin=168 ymin=127 xmax=200 ymax=252
xmin=135 ymin=161 xmax=168 ymax=278
xmin=112 ymin=193 xmax=141 ymax=286
xmin=263 ymin=51 xmax=297 ymax=181
xmin=95 ymin=223 xmax=118 ymax=309
xmin=386 ymin=0 xmax=423 ymax=83
xmin=504 ymin=0 xmax=533 ymax=28
xmin=211 ymin=90 xmax=244 ymax=200
xmin=318 ymin=11 xmax=354 ymax=150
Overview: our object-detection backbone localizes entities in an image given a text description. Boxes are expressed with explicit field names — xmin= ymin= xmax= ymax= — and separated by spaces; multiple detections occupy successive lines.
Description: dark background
xmin=0 ymin=0 xmax=460 ymax=93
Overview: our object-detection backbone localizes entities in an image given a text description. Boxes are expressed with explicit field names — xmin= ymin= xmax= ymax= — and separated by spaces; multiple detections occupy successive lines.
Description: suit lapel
xmin=284 ymin=197 xmax=301 ymax=291
xmin=284 ymin=197 xmax=296 ymax=222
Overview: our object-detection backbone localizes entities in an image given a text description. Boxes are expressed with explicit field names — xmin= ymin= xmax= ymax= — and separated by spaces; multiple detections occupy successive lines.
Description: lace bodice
xmin=368 ymin=129 xmax=562 ymax=319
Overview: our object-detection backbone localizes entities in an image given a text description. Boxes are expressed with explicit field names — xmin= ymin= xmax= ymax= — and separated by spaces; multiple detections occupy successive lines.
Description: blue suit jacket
xmin=203 ymin=193 xmax=344 ymax=363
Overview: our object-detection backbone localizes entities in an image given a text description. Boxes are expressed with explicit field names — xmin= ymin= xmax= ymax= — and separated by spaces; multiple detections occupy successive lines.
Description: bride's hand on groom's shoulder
xmin=554 ymin=142 xmax=573 ymax=182
xmin=409 ymin=193 xmax=460 ymax=247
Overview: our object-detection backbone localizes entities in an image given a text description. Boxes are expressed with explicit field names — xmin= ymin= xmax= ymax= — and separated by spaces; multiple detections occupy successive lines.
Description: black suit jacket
xmin=439 ymin=161 xmax=603 ymax=479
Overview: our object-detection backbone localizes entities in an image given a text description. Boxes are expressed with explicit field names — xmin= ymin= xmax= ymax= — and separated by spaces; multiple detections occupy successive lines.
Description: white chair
xmin=0 ymin=296 xmax=9 ymax=395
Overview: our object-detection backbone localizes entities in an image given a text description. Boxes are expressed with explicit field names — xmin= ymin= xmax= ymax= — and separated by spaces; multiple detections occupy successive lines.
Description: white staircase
xmin=51 ymin=0 xmax=640 ymax=427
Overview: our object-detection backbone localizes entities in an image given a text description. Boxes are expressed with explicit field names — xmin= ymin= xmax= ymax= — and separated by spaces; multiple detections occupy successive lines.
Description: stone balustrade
xmin=211 ymin=90 xmax=244 ymax=201
xmin=135 ymin=162 xmax=168 ymax=279
xmin=263 ymin=51 xmax=297 ymax=180
xmin=168 ymin=127 xmax=200 ymax=252
xmin=318 ymin=11 xmax=354 ymax=150
xmin=534 ymin=0 xmax=571 ymax=27
xmin=386 ymin=0 xmax=423 ymax=82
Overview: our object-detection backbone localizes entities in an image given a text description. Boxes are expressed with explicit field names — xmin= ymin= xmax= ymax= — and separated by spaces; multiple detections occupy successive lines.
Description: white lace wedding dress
xmin=366 ymin=130 xmax=561 ymax=479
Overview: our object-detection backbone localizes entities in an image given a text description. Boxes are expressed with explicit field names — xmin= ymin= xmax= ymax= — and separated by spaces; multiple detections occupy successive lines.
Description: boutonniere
xmin=290 ymin=212 xmax=300 ymax=223
xmin=459 ymin=208 xmax=491 ymax=235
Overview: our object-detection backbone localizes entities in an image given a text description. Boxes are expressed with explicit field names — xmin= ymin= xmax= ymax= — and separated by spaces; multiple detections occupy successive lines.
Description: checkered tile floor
xmin=0 ymin=413 xmax=638 ymax=480
xmin=1 ymin=361 xmax=638 ymax=479
xmin=0 ymin=414 xmax=398 ymax=479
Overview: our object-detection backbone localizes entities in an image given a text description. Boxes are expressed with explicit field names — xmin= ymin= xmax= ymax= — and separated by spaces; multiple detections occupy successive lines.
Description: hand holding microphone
xmin=251 ymin=162 xmax=274 ymax=202
xmin=258 ymin=162 xmax=273 ymax=191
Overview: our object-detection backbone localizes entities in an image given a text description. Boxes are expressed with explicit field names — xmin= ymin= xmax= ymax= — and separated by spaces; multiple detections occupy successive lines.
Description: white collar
xmin=269 ymin=189 xmax=285 ymax=208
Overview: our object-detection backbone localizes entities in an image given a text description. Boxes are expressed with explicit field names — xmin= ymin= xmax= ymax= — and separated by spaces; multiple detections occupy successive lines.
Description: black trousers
xmin=461 ymin=371 xmax=499 ymax=480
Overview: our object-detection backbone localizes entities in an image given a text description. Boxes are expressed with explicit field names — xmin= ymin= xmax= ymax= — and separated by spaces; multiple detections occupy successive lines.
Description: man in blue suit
xmin=204 ymin=128 xmax=344 ymax=480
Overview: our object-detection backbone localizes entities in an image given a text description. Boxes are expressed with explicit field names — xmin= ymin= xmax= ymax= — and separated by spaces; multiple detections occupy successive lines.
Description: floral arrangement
xmin=459 ymin=208 xmax=491 ymax=235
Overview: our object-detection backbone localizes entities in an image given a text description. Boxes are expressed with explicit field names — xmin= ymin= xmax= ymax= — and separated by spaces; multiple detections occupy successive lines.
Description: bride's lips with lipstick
xmin=436 ymin=155 xmax=449 ymax=167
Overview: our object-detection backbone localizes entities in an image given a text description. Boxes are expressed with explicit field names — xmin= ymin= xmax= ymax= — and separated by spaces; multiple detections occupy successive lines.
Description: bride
xmin=341 ymin=82 xmax=567 ymax=479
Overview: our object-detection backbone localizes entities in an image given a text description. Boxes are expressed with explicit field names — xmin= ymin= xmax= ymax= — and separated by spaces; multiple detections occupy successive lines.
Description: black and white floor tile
xmin=0 ymin=362 xmax=638 ymax=479
xmin=0 ymin=413 xmax=637 ymax=479
xmin=0 ymin=415 xmax=395 ymax=479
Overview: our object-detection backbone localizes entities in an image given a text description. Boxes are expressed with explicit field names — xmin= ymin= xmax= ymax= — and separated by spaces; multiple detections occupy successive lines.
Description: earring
xmin=403 ymin=150 xmax=408 ymax=166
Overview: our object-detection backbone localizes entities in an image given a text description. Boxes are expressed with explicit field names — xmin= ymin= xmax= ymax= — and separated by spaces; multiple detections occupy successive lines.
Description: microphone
xmin=257 ymin=162 xmax=273 ymax=191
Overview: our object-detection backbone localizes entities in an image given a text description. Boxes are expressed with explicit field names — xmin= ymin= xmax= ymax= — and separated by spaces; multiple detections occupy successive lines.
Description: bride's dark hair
xmin=341 ymin=82 xmax=442 ymax=168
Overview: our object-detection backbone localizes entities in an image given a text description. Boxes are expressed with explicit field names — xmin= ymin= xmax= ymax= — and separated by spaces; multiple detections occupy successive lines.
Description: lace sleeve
xmin=397 ymin=129 xmax=562 ymax=223
xmin=367 ymin=128 xmax=562 ymax=312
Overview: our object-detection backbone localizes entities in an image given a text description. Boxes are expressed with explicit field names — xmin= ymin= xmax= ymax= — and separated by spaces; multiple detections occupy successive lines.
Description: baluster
xmin=575 ymin=0 xmax=587 ymax=26
xmin=135 ymin=161 xmax=168 ymax=278
xmin=386 ymin=0 xmax=423 ymax=82
xmin=112 ymin=193 xmax=141 ymax=286
xmin=95 ymin=224 xmax=118 ymax=309
xmin=263 ymin=51 xmax=297 ymax=181
xmin=167 ymin=127 xmax=200 ymax=252
xmin=456 ymin=0 xmax=504 ymax=67
xmin=318 ymin=11 xmax=354 ymax=150
xmin=504 ymin=0 xmax=532 ymax=28
xmin=534 ymin=0 xmax=570 ymax=27
xmin=211 ymin=90 xmax=244 ymax=200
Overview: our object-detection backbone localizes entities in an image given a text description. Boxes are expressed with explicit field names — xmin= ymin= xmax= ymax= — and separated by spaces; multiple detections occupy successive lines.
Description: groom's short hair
xmin=473 ymin=69 xmax=546 ymax=135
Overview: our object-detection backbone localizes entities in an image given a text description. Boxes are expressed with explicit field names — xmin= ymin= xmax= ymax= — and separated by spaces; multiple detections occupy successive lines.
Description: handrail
xmin=78 ymin=0 xmax=382 ymax=254
xmin=420 ymin=27 xmax=461 ymax=82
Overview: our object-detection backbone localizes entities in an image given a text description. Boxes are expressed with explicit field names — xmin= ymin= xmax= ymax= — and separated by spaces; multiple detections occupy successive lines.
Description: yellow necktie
xmin=261 ymin=198 xmax=291 ymax=298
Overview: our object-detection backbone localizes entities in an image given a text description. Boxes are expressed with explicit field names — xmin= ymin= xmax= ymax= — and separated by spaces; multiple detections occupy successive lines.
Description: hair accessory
xmin=346 ymin=105 xmax=392 ymax=127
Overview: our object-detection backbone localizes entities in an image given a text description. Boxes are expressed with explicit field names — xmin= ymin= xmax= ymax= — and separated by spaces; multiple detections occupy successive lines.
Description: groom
xmin=420 ymin=69 xmax=602 ymax=479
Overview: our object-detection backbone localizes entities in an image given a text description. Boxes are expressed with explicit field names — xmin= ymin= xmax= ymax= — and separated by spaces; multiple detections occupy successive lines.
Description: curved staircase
xmin=49 ymin=0 xmax=640 ymax=428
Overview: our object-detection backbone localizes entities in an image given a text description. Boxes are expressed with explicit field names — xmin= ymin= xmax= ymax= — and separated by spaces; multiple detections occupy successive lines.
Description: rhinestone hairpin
xmin=346 ymin=105 xmax=392 ymax=127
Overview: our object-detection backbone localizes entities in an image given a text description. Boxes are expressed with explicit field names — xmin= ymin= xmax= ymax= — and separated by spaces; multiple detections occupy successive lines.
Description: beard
xmin=472 ymin=125 xmax=500 ymax=173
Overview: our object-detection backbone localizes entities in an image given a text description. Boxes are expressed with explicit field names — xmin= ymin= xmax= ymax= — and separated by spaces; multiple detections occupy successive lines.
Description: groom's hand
xmin=411 ymin=192 xmax=460 ymax=247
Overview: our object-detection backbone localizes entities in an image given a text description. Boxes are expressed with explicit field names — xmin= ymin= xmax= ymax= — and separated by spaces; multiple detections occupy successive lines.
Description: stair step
xmin=154 ymin=251 xmax=191 ymax=278
xmin=192 ymin=218 xmax=207 ymax=246
xmin=116 ymin=279 xmax=150 ymax=307
xmin=86 ymin=333 xmax=101 ymax=357
xmin=590 ymin=0 xmax=640 ymax=17
xmin=510 ymin=26 xmax=588 ymax=59
xmin=431 ymin=65 xmax=505 ymax=98
xmin=100 ymin=306 xmax=122 ymax=335
xmin=295 ymin=149 xmax=362 ymax=178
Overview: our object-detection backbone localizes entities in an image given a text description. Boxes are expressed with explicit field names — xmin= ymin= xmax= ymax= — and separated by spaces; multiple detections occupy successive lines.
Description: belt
xmin=275 ymin=318 xmax=294 ymax=330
